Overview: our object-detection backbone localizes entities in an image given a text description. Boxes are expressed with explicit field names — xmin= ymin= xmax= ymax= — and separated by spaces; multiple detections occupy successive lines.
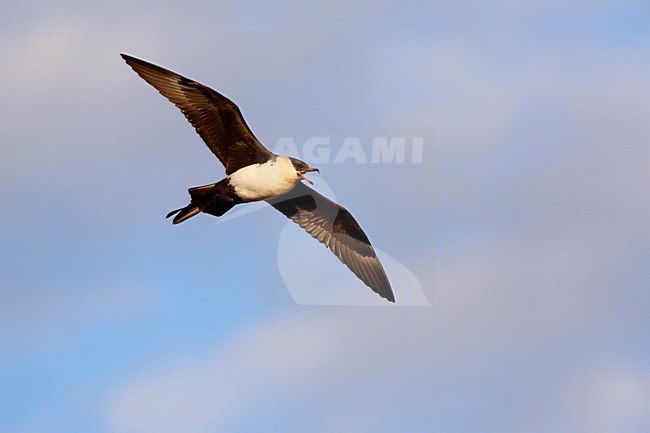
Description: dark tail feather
xmin=166 ymin=205 xmax=201 ymax=224
xmin=166 ymin=208 xmax=183 ymax=219
xmin=203 ymin=200 xmax=236 ymax=217
xmin=166 ymin=179 xmax=237 ymax=224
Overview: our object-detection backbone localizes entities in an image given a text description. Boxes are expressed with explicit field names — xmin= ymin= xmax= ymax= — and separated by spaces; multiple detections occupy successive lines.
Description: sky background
xmin=2 ymin=0 xmax=650 ymax=432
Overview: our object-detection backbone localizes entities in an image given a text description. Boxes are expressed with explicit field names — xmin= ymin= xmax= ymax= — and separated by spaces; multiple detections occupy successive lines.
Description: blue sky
xmin=2 ymin=1 xmax=650 ymax=432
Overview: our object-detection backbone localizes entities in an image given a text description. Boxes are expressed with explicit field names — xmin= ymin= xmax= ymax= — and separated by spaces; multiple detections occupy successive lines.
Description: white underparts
xmin=229 ymin=156 xmax=299 ymax=201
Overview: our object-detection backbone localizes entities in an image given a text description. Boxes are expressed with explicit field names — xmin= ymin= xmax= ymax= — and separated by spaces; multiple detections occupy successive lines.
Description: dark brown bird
xmin=121 ymin=54 xmax=395 ymax=302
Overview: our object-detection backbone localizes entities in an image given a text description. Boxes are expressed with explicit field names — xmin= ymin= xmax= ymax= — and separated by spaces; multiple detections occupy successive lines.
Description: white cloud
xmin=570 ymin=366 xmax=650 ymax=433
xmin=104 ymin=212 xmax=645 ymax=432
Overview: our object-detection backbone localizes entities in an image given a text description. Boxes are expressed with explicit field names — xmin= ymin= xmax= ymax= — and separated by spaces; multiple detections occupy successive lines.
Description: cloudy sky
xmin=2 ymin=0 xmax=650 ymax=432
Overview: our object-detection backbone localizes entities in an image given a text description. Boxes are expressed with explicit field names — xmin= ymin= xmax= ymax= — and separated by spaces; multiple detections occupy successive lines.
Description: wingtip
xmin=120 ymin=53 xmax=141 ymax=65
xmin=374 ymin=272 xmax=395 ymax=303
xmin=374 ymin=282 xmax=395 ymax=303
xmin=375 ymin=279 xmax=395 ymax=303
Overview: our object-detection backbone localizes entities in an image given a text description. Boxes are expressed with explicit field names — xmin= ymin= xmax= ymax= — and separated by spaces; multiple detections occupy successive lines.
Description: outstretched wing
xmin=268 ymin=183 xmax=395 ymax=302
xmin=121 ymin=54 xmax=274 ymax=175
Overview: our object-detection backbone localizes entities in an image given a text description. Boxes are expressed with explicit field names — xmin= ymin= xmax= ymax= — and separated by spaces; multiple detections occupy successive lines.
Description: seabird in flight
xmin=121 ymin=54 xmax=395 ymax=303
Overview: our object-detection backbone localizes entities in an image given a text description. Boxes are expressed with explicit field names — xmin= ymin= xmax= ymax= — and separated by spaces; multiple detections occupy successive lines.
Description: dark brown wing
xmin=121 ymin=54 xmax=274 ymax=175
xmin=268 ymin=183 xmax=395 ymax=302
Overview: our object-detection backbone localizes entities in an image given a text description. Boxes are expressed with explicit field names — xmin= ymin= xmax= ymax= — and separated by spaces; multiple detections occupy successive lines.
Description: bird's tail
xmin=166 ymin=180 xmax=237 ymax=224
xmin=166 ymin=205 xmax=200 ymax=224
xmin=165 ymin=183 xmax=213 ymax=224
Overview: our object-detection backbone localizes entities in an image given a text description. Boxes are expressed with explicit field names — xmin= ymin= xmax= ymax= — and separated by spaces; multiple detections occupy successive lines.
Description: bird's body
xmin=122 ymin=53 xmax=395 ymax=302
xmin=229 ymin=156 xmax=299 ymax=201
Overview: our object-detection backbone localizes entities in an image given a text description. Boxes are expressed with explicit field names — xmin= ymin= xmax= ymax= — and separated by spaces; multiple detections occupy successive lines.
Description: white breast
xmin=229 ymin=157 xmax=298 ymax=201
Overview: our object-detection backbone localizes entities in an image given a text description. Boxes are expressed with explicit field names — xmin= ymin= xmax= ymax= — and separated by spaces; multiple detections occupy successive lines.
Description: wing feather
xmin=121 ymin=54 xmax=274 ymax=174
xmin=268 ymin=183 xmax=394 ymax=302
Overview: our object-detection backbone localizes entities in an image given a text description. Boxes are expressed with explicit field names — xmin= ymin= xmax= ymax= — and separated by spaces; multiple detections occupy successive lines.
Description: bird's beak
xmin=298 ymin=167 xmax=319 ymax=185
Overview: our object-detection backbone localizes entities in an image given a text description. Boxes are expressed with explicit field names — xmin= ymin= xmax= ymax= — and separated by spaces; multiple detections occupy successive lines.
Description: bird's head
xmin=289 ymin=157 xmax=319 ymax=185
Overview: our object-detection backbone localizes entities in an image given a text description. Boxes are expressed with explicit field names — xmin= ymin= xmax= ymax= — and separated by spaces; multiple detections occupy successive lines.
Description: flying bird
xmin=121 ymin=54 xmax=395 ymax=302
